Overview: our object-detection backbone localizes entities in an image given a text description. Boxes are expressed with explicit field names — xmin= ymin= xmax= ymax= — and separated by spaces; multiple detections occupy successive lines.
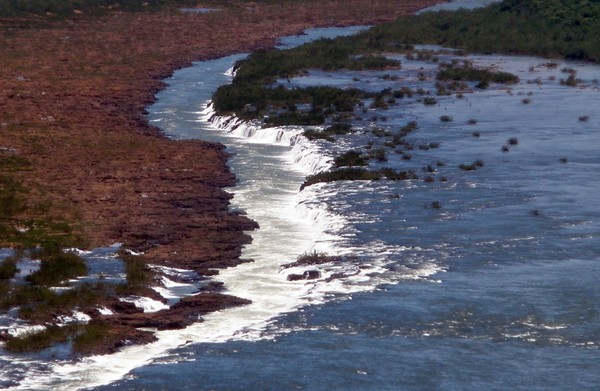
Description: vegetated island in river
xmin=211 ymin=0 xmax=599 ymax=191
xmin=0 ymin=0 xmax=445 ymax=355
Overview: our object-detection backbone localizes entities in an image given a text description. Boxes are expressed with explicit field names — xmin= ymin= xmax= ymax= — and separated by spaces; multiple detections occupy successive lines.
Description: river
xmin=3 ymin=0 xmax=599 ymax=389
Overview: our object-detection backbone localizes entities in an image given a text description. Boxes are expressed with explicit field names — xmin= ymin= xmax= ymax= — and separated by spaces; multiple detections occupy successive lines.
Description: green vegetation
xmin=560 ymin=74 xmax=580 ymax=86
xmin=72 ymin=319 xmax=110 ymax=353
xmin=4 ymin=325 xmax=73 ymax=352
xmin=365 ymin=0 xmax=600 ymax=62
xmin=211 ymin=0 xmax=598 ymax=136
xmin=4 ymin=318 xmax=113 ymax=353
xmin=0 ymin=155 xmax=83 ymax=250
xmin=437 ymin=66 xmax=519 ymax=84
xmin=116 ymin=253 xmax=155 ymax=294
xmin=26 ymin=251 xmax=87 ymax=286
xmin=214 ymin=84 xmax=366 ymax=124
xmin=213 ymin=34 xmax=401 ymax=125
xmin=0 ymin=283 xmax=108 ymax=322
xmin=304 ymin=123 xmax=354 ymax=142
xmin=333 ymin=150 xmax=368 ymax=167
xmin=0 ymin=256 xmax=19 ymax=280
xmin=301 ymin=167 xmax=417 ymax=189
xmin=0 ymin=0 xmax=208 ymax=18
xmin=423 ymin=97 xmax=438 ymax=105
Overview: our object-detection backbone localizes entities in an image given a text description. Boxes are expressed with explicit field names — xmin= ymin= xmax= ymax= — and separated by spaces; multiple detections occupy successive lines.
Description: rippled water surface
xmin=2 ymin=0 xmax=599 ymax=389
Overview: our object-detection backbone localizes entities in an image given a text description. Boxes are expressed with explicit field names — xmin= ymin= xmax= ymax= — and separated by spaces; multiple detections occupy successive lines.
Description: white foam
xmin=97 ymin=307 xmax=114 ymax=316
xmin=5 ymin=324 xmax=46 ymax=338
xmin=201 ymin=103 xmax=331 ymax=175
xmin=119 ymin=296 xmax=169 ymax=313
xmin=55 ymin=311 xmax=91 ymax=325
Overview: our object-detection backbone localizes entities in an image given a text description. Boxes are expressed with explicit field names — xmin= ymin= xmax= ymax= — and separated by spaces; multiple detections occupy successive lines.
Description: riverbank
xmin=0 ymin=0 xmax=444 ymax=355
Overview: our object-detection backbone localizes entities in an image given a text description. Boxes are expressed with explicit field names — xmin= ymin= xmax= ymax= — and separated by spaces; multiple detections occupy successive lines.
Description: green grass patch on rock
xmin=301 ymin=167 xmax=417 ymax=189
xmin=26 ymin=251 xmax=87 ymax=286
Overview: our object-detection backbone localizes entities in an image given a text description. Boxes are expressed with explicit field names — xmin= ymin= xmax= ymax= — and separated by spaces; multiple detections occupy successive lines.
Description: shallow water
xmin=2 ymin=0 xmax=599 ymax=389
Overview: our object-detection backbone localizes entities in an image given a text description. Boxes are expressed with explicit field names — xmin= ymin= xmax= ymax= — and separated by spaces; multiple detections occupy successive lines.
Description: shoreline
xmin=0 ymin=0 xmax=445 ymax=355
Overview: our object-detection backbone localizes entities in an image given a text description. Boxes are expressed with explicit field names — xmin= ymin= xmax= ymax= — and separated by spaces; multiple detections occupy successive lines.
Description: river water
xmin=3 ymin=0 xmax=600 ymax=389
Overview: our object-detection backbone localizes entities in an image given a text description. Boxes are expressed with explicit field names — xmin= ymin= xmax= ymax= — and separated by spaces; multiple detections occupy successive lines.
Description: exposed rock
xmin=108 ymin=293 xmax=251 ymax=330
xmin=287 ymin=270 xmax=321 ymax=281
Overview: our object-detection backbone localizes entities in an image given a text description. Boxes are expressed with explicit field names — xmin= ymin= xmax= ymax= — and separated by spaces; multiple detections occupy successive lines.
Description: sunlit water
xmin=2 ymin=0 xmax=599 ymax=389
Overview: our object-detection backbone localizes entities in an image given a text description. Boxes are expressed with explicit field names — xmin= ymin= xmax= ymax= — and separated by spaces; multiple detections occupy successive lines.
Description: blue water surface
xmin=95 ymin=0 xmax=600 ymax=389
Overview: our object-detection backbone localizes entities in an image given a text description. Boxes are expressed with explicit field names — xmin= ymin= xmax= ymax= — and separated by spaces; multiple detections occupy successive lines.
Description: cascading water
xmin=4 ymin=1 xmax=599 ymax=389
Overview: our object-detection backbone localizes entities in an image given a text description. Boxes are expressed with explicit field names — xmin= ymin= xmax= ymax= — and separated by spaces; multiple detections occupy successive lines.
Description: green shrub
xmin=560 ymin=74 xmax=579 ymax=86
xmin=301 ymin=167 xmax=417 ymax=189
xmin=0 ymin=256 xmax=19 ymax=280
xmin=437 ymin=67 xmax=519 ymax=84
xmin=363 ymin=0 xmax=600 ymax=63
xmin=26 ymin=251 xmax=87 ymax=286
xmin=4 ymin=325 xmax=74 ymax=353
xmin=334 ymin=151 xmax=368 ymax=167
xmin=116 ymin=254 xmax=155 ymax=294
xmin=73 ymin=320 xmax=110 ymax=353
xmin=0 ymin=285 xmax=53 ymax=310
xmin=423 ymin=97 xmax=438 ymax=105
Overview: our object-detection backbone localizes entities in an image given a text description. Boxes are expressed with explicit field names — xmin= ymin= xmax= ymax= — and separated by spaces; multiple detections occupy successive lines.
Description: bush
xmin=437 ymin=67 xmax=519 ymax=84
xmin=560 ymin=74 xmax=579 ymax=86
xmin=423 ymin=97 xmax=438 ymax=105
xmin=334 ymin=151 xmax=368 ymax=167
xmin=26 ymin=251 xmax=87 ymax=286
xmin=118 ymin=254 xmax=153 ymax=292
xmin=301 ymin=167 xmax=417 ymax=189
xmin=0 ymin=256 xmax=19 ymax=280
xmin=73 ymin=320 xmax=110 ymax=353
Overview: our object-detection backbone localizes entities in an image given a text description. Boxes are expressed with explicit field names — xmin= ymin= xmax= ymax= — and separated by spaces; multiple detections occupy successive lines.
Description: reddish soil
xmin=0 ymin=0 xmax=444 ymax=353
